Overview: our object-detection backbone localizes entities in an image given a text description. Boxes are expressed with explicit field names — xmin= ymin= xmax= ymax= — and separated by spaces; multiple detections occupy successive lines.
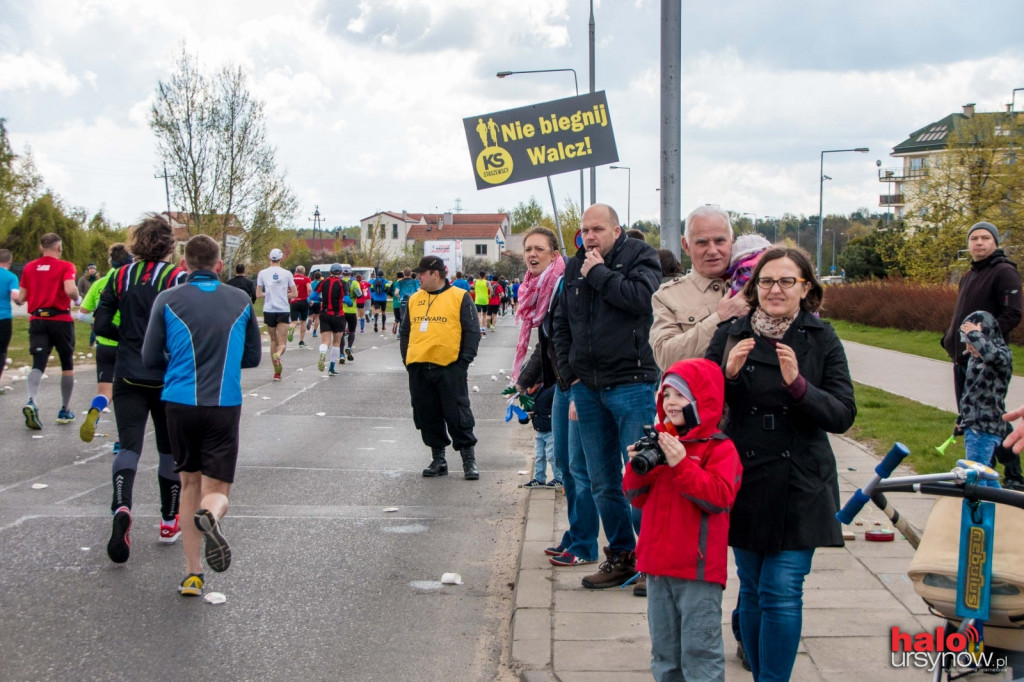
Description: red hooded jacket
xmin=622 ymin=358 xmax=741 ymax=586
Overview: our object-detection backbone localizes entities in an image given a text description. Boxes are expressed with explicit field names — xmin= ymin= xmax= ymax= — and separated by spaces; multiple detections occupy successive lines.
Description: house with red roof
xmin=360 ymin=210 xmax=510 ymax=262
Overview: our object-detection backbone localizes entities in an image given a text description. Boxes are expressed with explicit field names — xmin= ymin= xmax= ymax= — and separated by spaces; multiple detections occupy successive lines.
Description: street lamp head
xmin=855 ymin=148 xmax=869 ymax=153
xmin=496 ymin=71 xmax=513 ymax=78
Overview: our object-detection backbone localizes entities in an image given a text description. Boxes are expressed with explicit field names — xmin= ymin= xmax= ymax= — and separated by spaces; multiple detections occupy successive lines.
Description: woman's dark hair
xmin=129 ymin=214 xmax=176 ymax=262
xmin=523 ymin=226 xmax=559 ymax=252
xmin=657 ymin=249 xmax=681 ymax=278
xmin=741 ymin=246 xmax=823 ymax=314
xmin=108 ymin=243 xmax=131 ymax=268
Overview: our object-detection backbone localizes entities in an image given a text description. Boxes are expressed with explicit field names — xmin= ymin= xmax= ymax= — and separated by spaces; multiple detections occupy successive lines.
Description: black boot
xmin=995 ymin=445 xmax=1024 ymax=490
xmin=461 ymin=446 xmax=479 ymax=480
xmin=422 ymin=448 xmax=448 ymax=477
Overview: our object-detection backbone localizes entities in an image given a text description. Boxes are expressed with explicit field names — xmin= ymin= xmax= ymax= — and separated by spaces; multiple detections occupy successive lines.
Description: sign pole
xmin=546 ymin=176 xmax=566 ymax=253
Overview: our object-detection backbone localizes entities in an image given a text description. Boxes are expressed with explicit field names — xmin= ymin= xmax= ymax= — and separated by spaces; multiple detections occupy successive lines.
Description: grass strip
xmin=826 ymin=318 xmax=1024 ymax=377
xmin=846 ymin=381 xmax=964 ymax=475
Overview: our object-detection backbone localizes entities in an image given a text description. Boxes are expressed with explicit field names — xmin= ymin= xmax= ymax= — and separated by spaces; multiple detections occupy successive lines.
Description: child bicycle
xmin=838 ymin=444 xmax=1024 ymax=681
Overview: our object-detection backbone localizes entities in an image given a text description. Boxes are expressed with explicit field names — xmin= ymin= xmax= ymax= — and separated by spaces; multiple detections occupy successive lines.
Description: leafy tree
xmin=905 ymin=113 xmax=1024 ymax=243
xmin=507 ymin=196 xmax=546 ymax=233
xmin=149 ymin=47 xmax=297 ymax=248
xmin=0 ymin=119 xmax=44 ymax=235
xmin=4 ymin=193 xmax=81 ymax=263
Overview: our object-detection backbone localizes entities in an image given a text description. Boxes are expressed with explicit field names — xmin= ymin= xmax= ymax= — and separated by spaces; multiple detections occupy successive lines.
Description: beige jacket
xmin=650 ymin=272 xmax=728 ymax=371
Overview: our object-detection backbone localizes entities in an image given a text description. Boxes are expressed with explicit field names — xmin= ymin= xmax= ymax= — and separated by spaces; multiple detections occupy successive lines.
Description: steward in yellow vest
xmin=399 ymin=255 xmax=482 ymax=480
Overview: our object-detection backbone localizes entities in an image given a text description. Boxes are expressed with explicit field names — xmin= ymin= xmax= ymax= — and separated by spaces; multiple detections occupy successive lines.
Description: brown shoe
xmin=632 ymin=572 xmax=647 ymax=597
xmin=581 ymin=546 xmax=637 ymax=589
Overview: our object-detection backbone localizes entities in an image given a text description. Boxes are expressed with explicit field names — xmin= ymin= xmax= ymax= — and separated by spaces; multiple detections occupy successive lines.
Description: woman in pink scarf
xmin=512 ymin=227 xmax=599 ymax=567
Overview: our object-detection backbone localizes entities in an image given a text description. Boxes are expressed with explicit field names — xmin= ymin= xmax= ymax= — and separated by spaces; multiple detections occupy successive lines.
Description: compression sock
xmin=61 ymin=374 xmax=74 ymax=408
xmin=111 ymin=468 xmax=136 ymax=512
xmin=360 ymin=318 xmax=365 ymax=331
xmin=26 ymin=369 xmax=43 ymax=402
xmin=330 ymin=347 xmax=340 ymax=364
xmin=91 ymin=395 xmax=109 ymax=412
xmin=157 ymin=470 xmax=181 ymax=521
xmin=381 ymin=313 xmax=387 ymax=328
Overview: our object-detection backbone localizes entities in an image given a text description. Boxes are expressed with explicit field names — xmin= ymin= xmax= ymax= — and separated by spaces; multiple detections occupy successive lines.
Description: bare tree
xmin=149 ymin=46 xmax=297 ymax=245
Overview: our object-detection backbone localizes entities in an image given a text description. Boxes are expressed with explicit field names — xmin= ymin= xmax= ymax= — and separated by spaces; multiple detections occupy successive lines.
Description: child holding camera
xmin=623 ymin=358 xmax=741 ymax=682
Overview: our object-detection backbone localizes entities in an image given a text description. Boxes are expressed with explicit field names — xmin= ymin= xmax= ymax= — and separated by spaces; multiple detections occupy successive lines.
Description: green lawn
xmin=846 ymin=381 xmax=963 ymax=475
xmin=826 ymin=318 xmax=1024 ymax=376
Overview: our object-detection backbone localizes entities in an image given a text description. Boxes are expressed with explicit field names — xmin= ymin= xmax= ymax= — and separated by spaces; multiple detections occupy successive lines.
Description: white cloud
xmin=0 ymin=52 xmax=81 ymax=95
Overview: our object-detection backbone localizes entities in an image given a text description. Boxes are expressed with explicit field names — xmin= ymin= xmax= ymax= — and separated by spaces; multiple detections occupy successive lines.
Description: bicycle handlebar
xmin=872 ymin=480 xmax=1024 ymax=510
xmin=836 ymin=442 xmax=910 ymax=524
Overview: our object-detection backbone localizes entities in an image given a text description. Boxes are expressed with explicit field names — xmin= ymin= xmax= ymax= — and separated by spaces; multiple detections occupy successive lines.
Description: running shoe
xmin=107 ymin=506 xmax=132 ymax=563
xmin=373 ymin=323 xmax=378 ymax=333
xmin=287 ymin=327 xmax=294 ymax=342
xmin=318 ymin=351 xmax=326 ymax=372
xmin=546 ymin=480 xmax=563 ymax=490
xmin=178 ymin=573 xmax=204 ymax=597
xmin=23 ymin=400 xmax=41 ymax=430
xmin=80 ymin=407 xmax=101 ymax=442
xmin=273 ymin=373 xmax=282 ymax=381
xmin=391 ymin=323 xmax=398 ymax=335
xmin=56 ymin=408 xmax=76 ymax=424
xmin=312 ymin=330 xmax=318 ymax=338
xmin=298 ymin=340 xmax=306 ymax=348
xmin=328 ymin=368 xmax=340 ymax=377
xmin=550 ymin=551 xmax=596 ymax=567
xmin=159 ymin=515 xmax=182 ymax=544
xmin=345 ymin=348 xmax=354 ymax=362
xmin=195 ymin=509 xmax=231 ymax=573
xmin=271 ymin=352 xmax=283 ymax=375
xmin=112 ymin=441 xmax=120 ymax=456
xmin=521 ymin=479 xmax=545 ymax=488
xmin=544 ymin=545 xmax=565 ymax=557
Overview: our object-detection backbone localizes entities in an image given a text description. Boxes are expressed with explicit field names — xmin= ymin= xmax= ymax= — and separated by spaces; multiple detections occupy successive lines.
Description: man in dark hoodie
xmin=552 ymin=203 xmax=662 ymax=590
xmin=943 ymin=221 xmax=1023 ymax=408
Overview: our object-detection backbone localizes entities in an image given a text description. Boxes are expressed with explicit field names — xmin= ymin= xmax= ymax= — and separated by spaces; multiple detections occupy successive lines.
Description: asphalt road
xmin=0 ymin=312 xmax=530 ymax=681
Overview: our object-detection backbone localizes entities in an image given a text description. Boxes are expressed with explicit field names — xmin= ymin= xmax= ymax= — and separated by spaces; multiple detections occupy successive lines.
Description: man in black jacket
xmin=552 ymin=203 xmax=662 ymax=590
xmin=942 ymin=221 xmax=1023 ymax=407
xmin=226 ymin=263 xmax=257 ymax=303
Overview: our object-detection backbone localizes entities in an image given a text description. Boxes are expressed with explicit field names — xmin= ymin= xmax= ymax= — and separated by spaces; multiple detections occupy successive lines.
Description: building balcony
xmin=878 ymin=167 xmax=926 ymax=182
xmin=879 ymin=194 xmax=905 ymax=207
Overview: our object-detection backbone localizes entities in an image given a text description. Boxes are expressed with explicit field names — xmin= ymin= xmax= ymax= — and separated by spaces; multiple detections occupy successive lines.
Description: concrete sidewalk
xmin=508 ymin=341 xmax=1020 ymax=681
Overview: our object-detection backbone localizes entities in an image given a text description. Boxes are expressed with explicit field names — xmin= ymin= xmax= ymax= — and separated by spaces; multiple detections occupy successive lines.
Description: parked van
xmin=310 ymin=263 xmax=375 ymax=281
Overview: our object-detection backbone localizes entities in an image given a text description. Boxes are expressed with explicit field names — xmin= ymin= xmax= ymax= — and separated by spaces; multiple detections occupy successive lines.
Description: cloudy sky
xmin=1 ymin=0 xmax=1022 ymax=231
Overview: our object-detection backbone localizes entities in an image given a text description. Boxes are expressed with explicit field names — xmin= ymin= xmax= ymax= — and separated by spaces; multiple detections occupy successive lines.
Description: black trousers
xmin=407 ymin=362 xmax=477 ymax=452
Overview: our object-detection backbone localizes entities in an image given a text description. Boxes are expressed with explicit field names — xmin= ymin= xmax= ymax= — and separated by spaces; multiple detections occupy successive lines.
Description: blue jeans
xmin=571 ymin=381 xmax=656 ymax=553
xmin=552 ymin=387 xmax=599 ymax=561
xmin=965 ymin=429 xmax=1003 ymax=488
xmin=647 ymin=575 xmax=725 ymax=682
xmin=733 ymin=548 xmax=814 ymax=682
xmin=532 ymin=431 xmax=562 ymax=483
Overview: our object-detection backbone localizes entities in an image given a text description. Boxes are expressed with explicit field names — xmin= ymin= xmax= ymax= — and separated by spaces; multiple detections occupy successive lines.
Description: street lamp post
xmin=497 ymin=68 xmax=585 ymax=215
xmin=817 ymin=147 xmax=869 ymax=277
xmin=609 ymin=165 xmax=631 ymax=228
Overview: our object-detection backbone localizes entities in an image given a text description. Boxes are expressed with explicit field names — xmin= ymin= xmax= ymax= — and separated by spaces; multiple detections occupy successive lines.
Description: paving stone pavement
xmin=508 ymin=341 xmax=1024 ymax=681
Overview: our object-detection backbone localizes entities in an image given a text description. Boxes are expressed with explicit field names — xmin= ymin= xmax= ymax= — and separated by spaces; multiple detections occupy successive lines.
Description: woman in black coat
xmin=705 ymin=246 xmax=855 ymax=682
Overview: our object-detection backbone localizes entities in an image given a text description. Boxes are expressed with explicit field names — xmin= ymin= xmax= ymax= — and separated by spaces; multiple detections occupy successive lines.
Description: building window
xmin=909 ymin=157 xmax=925 ymax=172
xmin=392 ymin=224 xmax=398 ymax=239
xmin=475 ymin=244 xmax=487 ymax=255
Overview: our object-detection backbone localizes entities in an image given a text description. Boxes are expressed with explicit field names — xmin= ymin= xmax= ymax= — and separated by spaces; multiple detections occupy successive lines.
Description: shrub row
xmin=822 ymin=279 xmax=1024 ymax=346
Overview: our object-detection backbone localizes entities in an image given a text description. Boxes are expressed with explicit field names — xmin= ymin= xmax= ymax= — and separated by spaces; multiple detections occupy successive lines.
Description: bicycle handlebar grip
xmin=875 ymin=442 xmax=910 ymax=479
xmin=836 ymin=489 xmax=871 ymax=525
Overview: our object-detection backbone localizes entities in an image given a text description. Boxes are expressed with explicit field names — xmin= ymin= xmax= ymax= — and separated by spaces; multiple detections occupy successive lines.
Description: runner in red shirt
xmin=487 ymin=277 xmax=504 ymax=332
xmin=288 ymin=265 xmax=312 ymax=347
xmin=356 ymin=274 xmax=371 ymax=333
xmin=16 ymin=232 xmax=81 ymax=429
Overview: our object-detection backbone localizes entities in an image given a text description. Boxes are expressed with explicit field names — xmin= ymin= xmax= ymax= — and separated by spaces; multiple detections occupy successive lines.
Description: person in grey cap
xmin=943 ymin=221 xmax=1023 ymax=408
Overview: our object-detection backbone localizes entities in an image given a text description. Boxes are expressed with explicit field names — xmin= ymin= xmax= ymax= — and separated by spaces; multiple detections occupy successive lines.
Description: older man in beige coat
xmin=650 ymin=205 xmax=750 ymax=371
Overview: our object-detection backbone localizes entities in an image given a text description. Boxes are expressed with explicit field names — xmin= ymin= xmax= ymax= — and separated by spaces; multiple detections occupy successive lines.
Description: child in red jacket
xmin=623 ymin=358 xmax=741 ymax=682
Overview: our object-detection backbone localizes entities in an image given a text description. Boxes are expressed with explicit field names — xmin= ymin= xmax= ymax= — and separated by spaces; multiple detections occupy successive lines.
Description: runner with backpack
xmin=369 ymin=269 xmax=390 ymax=333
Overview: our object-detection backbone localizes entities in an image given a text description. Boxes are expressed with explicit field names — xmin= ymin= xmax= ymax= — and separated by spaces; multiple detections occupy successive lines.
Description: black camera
xmin=630 ymin=424 xmax=666 ymax=475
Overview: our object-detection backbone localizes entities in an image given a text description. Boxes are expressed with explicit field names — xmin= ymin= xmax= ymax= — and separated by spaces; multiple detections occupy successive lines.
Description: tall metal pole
xmin=659 ymin=0 xmax=682 ymax=261
xmin=547 ymin=177 xmax=565 ymax=253
xmin=817 ymin=147 xmax=869 ymax=277
xmin=589 ymin=0 xmax=596 ymax=206
xmin=496 ymin=68 xmax=583 ymax=214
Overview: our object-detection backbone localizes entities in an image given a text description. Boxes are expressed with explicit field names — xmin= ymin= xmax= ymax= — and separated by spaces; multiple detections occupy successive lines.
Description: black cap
xmin=412 ymin=255 xmax=446 ymax=274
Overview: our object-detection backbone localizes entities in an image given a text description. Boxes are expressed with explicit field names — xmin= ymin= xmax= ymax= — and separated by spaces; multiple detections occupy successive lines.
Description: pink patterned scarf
xmin=512 ymin=256 xmax=566 ymax=382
